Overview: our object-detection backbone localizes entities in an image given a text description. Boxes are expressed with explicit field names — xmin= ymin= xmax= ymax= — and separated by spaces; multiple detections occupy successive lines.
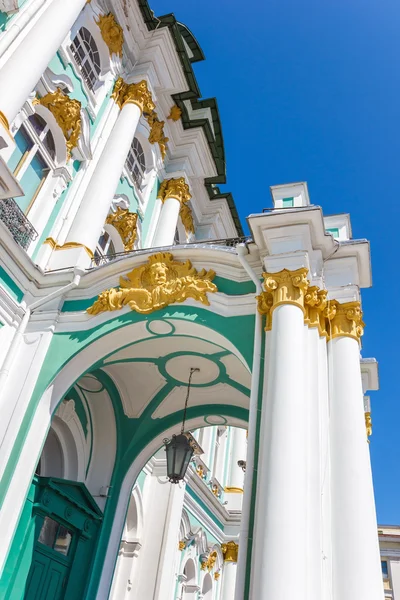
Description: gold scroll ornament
xmin=365 ymin=412 xmax=372 ymax=439
xmin=87 ymin=252 xmax=217 ymax=315
xmin=96 ymin=13 xmax=124 ymax=57
xmin=201 ymin=550 xmax=217 ymax=572
xmin=168 ymin=105 xmax=182 ymax=121
xmin=106 ymin=207 xmax=138 ymax=251
xmin=34 ymin=89 xmax=81 ymax=158
xmin=147 ymin=111 xmax=169 ymax=160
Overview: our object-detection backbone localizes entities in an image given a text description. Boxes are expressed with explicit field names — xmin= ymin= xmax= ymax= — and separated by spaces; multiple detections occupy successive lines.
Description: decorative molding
xmin=200 ymin=550 xmax=217 ymax=571
xmin=33 ymin=89 xmax=81 ymax=158
xmin=86 ymin=252 xmax=217 ymax=316
xmin=106 ymin=207 xmax=138 ymax=251
xmin=221 ymin=541 xmax=238 ymax=563
xmin=96 ymin=13 xmax=124 ymax=57
xmin=0 ymin=111 xmax=10 ymax=133
xmin=111 ymin=78 xmax=155 ymax=114
xmin=224 ymin=486 xmax=243 ymax=494
xmin=157 ymin=177 xmax=191 ymax=206
xmin=329 ymin=300 xmax=365 ymax=343
xmin=43 ymin=237 xmax=94 ymax=259
xmin=168 ymin=105 xmax=182 ymax=121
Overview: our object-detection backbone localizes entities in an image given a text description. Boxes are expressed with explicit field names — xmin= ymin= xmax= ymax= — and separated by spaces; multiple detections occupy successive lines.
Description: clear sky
xmin=150 ymin=0 xmax=400 ymax=523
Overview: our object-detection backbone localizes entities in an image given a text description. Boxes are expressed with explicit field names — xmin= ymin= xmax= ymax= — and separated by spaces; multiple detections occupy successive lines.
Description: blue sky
xmin=150 ymin=0 xmax=400 ymax=523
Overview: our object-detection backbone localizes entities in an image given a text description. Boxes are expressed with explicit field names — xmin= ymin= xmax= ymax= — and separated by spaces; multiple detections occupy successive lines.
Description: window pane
xmin=54 ymin=525 xmax=73 ymax=556
xmin=382 ymin=561 xmax=389 ymax=578
xmin=43 ymin=131 xmax=56 ymax=160
xmin=38 ymin=517 xmax=59 ymax=548
xmin=28 ymin=114 xmax=47 ymax=136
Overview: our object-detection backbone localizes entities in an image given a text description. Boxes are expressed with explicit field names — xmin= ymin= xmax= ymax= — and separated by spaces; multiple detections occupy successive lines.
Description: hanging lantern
xmin=164 ymin=434 xmax=194 ymax=484
xmin=164 ymin=367 xmax=200 ymax=484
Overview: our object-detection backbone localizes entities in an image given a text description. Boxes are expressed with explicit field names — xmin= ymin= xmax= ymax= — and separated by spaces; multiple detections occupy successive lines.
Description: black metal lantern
xmin=164 ymin=367 xmax=199 ymax=484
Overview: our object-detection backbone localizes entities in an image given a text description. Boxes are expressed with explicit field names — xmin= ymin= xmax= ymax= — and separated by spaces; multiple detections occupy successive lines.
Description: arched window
xmin=125 ymin=138 xmax=146 ymax=188
xmin=70 ymin=27 xmax=101 ymax=91
xmin=7 ymin=113 xmax=56 ymax=214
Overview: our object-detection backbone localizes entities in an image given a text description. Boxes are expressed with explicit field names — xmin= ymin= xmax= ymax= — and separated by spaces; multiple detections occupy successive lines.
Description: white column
xmin=133 ymin=465 xmax=185 ymax=600
xmin=0 ymin=0 xmax=86 ymax=127
xmin=49 ymin=80 xmax=154 ymax=268
xmin=152 ymin=177 xmax=191 ymax=247
xmin=250 ymin=268 xmax=309 ymax=599
xmin=329 ymin=301 xmax=384 ymax=600
xmin=224 ymin=427 xmax=246 ymax=513
xmin=220 ymin=562 xmax=237 ymax=600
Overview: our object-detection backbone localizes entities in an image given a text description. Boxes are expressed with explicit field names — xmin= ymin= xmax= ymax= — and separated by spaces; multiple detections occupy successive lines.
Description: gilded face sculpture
xmin=148 ymin=263 xmax=168 ymax=286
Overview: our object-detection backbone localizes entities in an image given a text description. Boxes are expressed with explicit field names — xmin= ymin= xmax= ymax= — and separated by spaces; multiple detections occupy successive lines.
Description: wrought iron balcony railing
xmin=0 ymin=197 xmax=38 ymax=250
xmin=90 ymin=235 xmax=252 ymax=268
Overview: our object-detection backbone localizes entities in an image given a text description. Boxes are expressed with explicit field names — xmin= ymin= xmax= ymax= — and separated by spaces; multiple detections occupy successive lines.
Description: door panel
xmin=24 ymin=553 xmax=48 ymax=600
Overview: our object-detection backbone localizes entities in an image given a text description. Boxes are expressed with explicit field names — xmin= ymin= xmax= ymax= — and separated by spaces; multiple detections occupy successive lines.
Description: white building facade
xmin=0 ymin=1 xmax=385 ymax=599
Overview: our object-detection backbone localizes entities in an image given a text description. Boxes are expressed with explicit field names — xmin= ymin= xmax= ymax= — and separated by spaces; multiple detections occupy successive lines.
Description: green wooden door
xmin=24 ymin=517 xmax=73 ymax=600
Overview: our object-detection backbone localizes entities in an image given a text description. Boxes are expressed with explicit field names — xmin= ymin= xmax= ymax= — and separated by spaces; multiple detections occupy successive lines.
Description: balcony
xmin=90 ymin=235 xmax=252 ymax=268
xmin=0 ymin=197 xmax=38 ymax=250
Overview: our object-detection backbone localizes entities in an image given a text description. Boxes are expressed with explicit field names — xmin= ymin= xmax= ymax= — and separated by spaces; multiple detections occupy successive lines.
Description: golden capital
xmin=106 ymin=207 xmax=138 ymax=251
xmin=112 ymin=78 xmax=155 ymax=114
xmin=221 ymin=541 xmax=239 ymax=563
xmin=157 ymin=177 xmax=191 ymax=206
xmin=329 ymin=300 xmax=365 ymax=342
xmin=365 ymin=412 xmax=372 ymax=440
xmin=96 ymin=13 xmax=124 ymax=57
xmin=305 ymin=286 xmax=328 ymax=335
xmin=34 ymin=88 xmax=81 ymax=158
xmin=257 ymin=291 xmax=273 ymax=331
xmin=262 ymin=267 xmax=309 ymax=314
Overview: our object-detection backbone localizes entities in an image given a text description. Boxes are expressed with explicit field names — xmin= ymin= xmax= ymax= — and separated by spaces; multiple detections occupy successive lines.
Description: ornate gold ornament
xmin=180 ymin=202 xmax=195 ymax=236
xmin=201 ymin=550 xmax=217 ymax=572
xmin=44 ymin=238 xmax=94 ymax=258
xmin=106 ymin=207 xmax=138 ymax=251
xmin=257 ymin=291 xmax=273 ymax=331
xmin=158 ymin=177 xmax=192 ymax=206
xmin=329 ymin=300 xmax=365 ymax=343
xmin=96 ymin=13 xmax=124 ymax=57
xmin=221 ymin=541 xmax=239 ymax=563
xmin=211 ymin=484 xmax=220 ymax=497
xmin=168 ymin=105 xmax=182 ymax=121
xmin=34 ymin=89 xmax=81 ymax=157
xmin=178 ymin=540 xmax=186 ymax=551
xmin=365 ymin=411 xmax=372 ymax=439
xmin=147 ymin=111 xmax=169 ymax=159
xmin=305 ymin=286 xmax=328 ymax=335
xmin=196 ymin=464 xmax=205 ymax=478
xmin=214 ymin=572 xmax=221 ymax=581
xmin=112 ymin=78 xmax=155 ymax=114
xmin=86 ymin=252 xmax=217 ymax=316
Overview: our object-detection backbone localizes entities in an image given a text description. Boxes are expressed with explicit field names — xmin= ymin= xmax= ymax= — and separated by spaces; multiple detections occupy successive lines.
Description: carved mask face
xmin=149 ymin=264 xmax=168 ymax=286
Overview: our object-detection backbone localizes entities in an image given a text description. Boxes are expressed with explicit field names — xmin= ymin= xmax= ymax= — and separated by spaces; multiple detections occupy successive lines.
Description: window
xmin=327 ymin=227 xmax=339 ymax=238
xmin=282 ymin=197 xmax=294 ymax=208
xmin=125 ymin=138 xmax=146 ymax=188
xmin=94 ymin=229 xmax=116 ymax=265
xmin=382 ymin=560 xmax=389 ymax=578
xmin=71 ymin=27 xmax=101 ymax=91
xmin=7 ymin=114 xmax=55 ymax=214
xmin=38 ymin=517 xmax=73 ymax=556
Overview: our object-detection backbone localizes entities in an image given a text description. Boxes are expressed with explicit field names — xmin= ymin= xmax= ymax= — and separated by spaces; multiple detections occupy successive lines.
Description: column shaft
xmin=65 ymin=102 xmax=141 ymax=253
xmin=220 ymin=562 xmax=237 ymax=600
xmin=329 ymin=336 xmax=384 ymax=600
xmin=152 ymin=196 xmax=180 ymax=247
xmin=0 ymin=0 xmax=86 ymax=125
xmin=251 ymin=304 xmax=308 ymax=598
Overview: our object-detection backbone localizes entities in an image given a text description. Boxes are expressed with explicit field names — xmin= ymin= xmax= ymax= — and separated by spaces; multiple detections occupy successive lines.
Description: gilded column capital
xmin=262 ymin=267 xmax=309 ymax=315
xmin=96 ymin=13 xmax=124 ymax=57
xmin=221 ymin=541 xmax=239 ymax=563
xmin=106 ymin=207 xmax=138 ymax=251
xmin=329 ymin=300 xmax=365 ymax=343
xmin=180 ymin=202 xmax=195 ymax=236
xmin=33 ymin=88 xmax=81 ymax=158
xmin=257 ymin=291 xmax=273 ymax=331
xmin=112 ymin=78 xmax=155 ymax=114
xmin=305 ymin=286 xmax=328 ymax=335
xmin=157 ymin=177 xmax=191 ymax=206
